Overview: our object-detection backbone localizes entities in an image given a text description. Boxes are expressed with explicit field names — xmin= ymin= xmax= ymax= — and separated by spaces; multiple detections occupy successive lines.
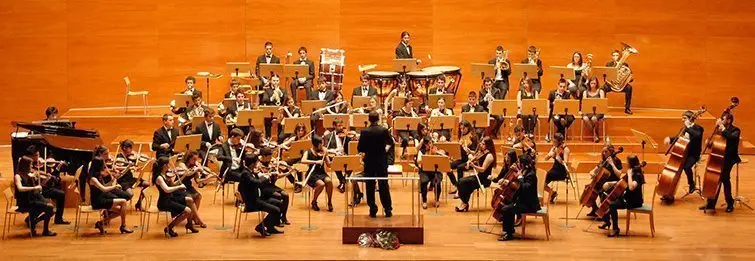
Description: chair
xmin=73 ymin=182 xmax=108 ymax=238
xmin=123 ymin=76 xmax=149 ymax=114
xmin=2 ymin=187 xmax=29 ymax=239
xmin=625 ymin=185 xmax=657 ymax=237
xmin=139 ymin=186 xmax=172 ymax=238
xmin=520 ymin=192 xmax=551 ymax=240
xmin=232 ymin=191 xmax=262 ymax=238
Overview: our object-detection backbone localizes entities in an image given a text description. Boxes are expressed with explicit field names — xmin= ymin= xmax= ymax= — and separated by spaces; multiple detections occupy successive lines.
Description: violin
xmin=578 ymin=146 xmax=624 ymax=208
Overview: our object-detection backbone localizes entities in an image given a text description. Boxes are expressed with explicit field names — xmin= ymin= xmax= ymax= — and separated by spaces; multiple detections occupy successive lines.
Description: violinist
xmin=255 ymin=148 xmax=291 ymax=226
xmin=110 ymin=140 xmax=150 ymax=206
xmin=152 ymin=114 xmax=180 ymax=159
xmin=280 ymin=123 xmax=309 ymax=193
xmin=700 ymin=112 xmax=739 ymax=213
xmin=300 ymin=135 xmax=334 ymax=212
xmin=88 ymin=145 xmax=132 ymax=234
xmin=586 ymin=145 xmax=623 ymax=217
xmin=449 ymin=121 xmax=477 ymax=195
xmin=194 ymin=108 xmax=223 ymax=152
xmin=278 ymin=96 xmax=302 ymax=143
xmin=455 ymin=137 xmax=496 ymax=212
xmin=430 ymin=97 xmax=454 ymax=141
xmin=416 ymin=136 xmax=445 ymax=209
xmin=151 ymin=157 xmax=197 ymax=237
xmin=24 ymin=145 xmax=69 ymax=225
xmin=511 ymin=124 xmax=537 ymax=155
xmin=395 ymin=98 xmax=419 ymax=160
xmin=239 ymin=154 xmax=284 ymax=236
xmin=543 ymin=133 xmax=571 ymax=204
xmin=662 ymin=110 xmax=704 ymax=203
xmin=176 ymin=151 xmax=210 ymax=228
xmin=217 ymin=128 xmax=252 ymax=183
xmin=324 ymin=119 xmax=357 ymax=194
xmin=14 ymin=156 xmax=57 ymax=237
xmin=498 ymin=154 xmax=540 ymax=241
xmin=600 ymin=155 xmax=645 ymax=237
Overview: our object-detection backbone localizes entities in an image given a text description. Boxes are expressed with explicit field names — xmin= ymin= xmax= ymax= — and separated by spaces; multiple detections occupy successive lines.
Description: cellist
xmin=498 ymin=154 xmax=540 ymax=241
xmin=585 ymin=145 xmax=623 ymax=218
xmin=662 ymin=110 xmax=704 ymax=203
xmin=600 ymin=154 xmax=645 ymax=237
xmin=700 ymin=112 xmax=740 ymax=213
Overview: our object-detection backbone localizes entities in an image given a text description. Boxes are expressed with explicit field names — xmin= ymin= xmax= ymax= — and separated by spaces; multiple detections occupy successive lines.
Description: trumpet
xmin=272 ymin=88 xmax=283 ymax=106
xmin=497 ymin=50 xmax=510 ymax=71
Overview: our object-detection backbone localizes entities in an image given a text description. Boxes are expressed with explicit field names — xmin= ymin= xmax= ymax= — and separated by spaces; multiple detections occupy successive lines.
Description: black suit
xmin=255 ymin=54 xmax=281 ymax=77
xmin=669 ymin=124 xmax=704 ymax=189
xmin=308 ymin=89 xmax=335 ymax=102
xmin=519 ymin=58 xmax=544 ymax=93
xmin=707 ymin=125 xmax=741 ymax=208
xmin=194 ymin=120 xmax=222 ymax=151
xmin=501 ymin=169 xmax=540 ymax=234
xmin=478 ymin=87 xmax=504 ymax=110
xmin=461 ymin=103 xmax=488 ymax=137
xmin=488 ymin=58 xmax=512 ymax=97
xmin=395 ymin=42 xmax=413 ymax=59
xmin=152 ymin=127 xmax=179 ymax=159
xmin=290 ymin=58 xmax=316 ymax=101
xmin=428 ymin=87 xmax=448 ymax=95
xmin=352 ymin=86 xmax=378 ymax=99
xmin=547 ymin=90 xmax=575 ymax=137
xmin=217 ymin=142 xmax=247 ymax=183
xmin=357 ymin=123 xmax=394 ymax=214
xmin=238 ymin=169 xmax=281 ymax=228
xmin=262 ymin=87 xmax=289 ymax=106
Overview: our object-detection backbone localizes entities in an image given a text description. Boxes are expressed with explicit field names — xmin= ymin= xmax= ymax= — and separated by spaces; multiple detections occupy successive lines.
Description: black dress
xmin=181 ymin=171 xmax=200 ymax=198
xmin=15 ymin=174 xmax=48 ymax=212
xmin=305 ymin=149 xmax=328 ymax=188
xmin=583 ymin=90 xmax=605 ymax=120
xmin=88 ymin=158 xmax=116 ymax=209
xmin=545 ymin=148 xmax=568 ymax=183
xmin=156 ymin=175 xmax=188 ymax=216
xmin=458 ymin=153 xmax=494 ymax=204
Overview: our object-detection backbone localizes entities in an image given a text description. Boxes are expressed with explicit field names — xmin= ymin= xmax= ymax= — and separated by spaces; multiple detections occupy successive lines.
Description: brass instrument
xmin=582 ymin=53 xmax=593 ymax=79
xmin=272 ymin=88 xmax=283 ymax=106
xmin=484 ymin=89 xmax=495 ymax=103
xmin=496 ymin=50 xmax=510 ymax=71
xmin=178 ymin=104 xmax=205 ymax=126
xmin=606 ymin=42 xmax=639 ymax=92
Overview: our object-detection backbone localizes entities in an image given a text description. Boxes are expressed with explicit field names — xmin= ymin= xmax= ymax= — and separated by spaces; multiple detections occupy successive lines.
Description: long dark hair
xmin=627 ymin=155 xmax=643 ymax=174
xmin=152 ymin=157 xmax=170 ymax=184
xmin=481 ymin=137 xmax=497 ymax=168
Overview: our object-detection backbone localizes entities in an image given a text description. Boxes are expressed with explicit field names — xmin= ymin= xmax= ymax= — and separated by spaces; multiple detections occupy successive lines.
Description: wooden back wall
xmin=1 ymin=0 xmax=754 ymax=143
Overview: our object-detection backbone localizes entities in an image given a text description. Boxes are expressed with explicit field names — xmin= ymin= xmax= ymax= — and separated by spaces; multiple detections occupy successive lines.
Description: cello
xmin=657 ymin=107 xmax=706 ymax=200
xmin=491 ymin=163 xmax=520 ymax=222
xmin=596 ymin=161 xmax=646 ymax=217
xmin=579 ymin=146 xmax=624 ymax=209
xmin=701 ymin=97 xmax=739 ymax=198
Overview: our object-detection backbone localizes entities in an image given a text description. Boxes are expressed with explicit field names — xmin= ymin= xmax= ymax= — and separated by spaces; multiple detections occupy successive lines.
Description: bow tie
xmin=319 ymin=90 xmax=326 ymax=93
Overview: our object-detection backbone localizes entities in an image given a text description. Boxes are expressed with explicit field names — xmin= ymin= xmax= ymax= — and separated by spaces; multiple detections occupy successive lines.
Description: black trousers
xmin=223 ymin=169 xmax=244 ymax=183
xmin=519 ymin=114 xmax=537 ymax=135
xmin=457 ymin=175 xmax=483 ymax=204
xmin=26 ymin=201 xmax=54 ymax=232
xmin=42 ymin=187 xmax=65 ymax=222
xmin=449 ymin=160 xmax=466 ymax=187
xmin=602 ymin=84 xmax=633 ymax=109
xmin=365 ymin=173 xmax=392 ymax=214
xmin=397 ymin=130 xmax=415 ymax=151
xmin=290 ymin=79 xmax=313 ymax=102
xmin=683 ymin=156 xmax=699 ymax=188
xmin=420 ymin=171 xmax=442 ymax=203
xmin=501 ymin=204 xmax=536 ymax=234
xmin=262 ymin=187 xmax=289 ymax=221
xmin=493 ymin=80 xmax=509 ymax=98
xmin=490 ymin=116 xmax=504 ymax=138
xmin=552 ymin=114 xmax=575 ymax=137
xmin=335 ymin=171 xmax=352 ymax=185
xmin=601 ymin=198 xmax=639 ymax=230
xmin=248 ymin=198 xmax=281 ymax=228
xmin=707 ymin=162 xmax=735 ymax=208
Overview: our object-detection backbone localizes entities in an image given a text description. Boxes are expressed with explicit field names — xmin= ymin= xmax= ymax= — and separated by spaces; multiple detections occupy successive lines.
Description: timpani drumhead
xmin=367 ymin=71 xmax=400 ymax=78
xmin=423 ymin=66 xmax=461 ymax=73
xmin=407 ymin=70 xmax=442 ymax=78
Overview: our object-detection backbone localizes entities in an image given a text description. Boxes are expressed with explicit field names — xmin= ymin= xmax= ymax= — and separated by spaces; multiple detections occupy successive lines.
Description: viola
xmin=702 ymin=97 xmax=739 ymax=198
xmin=579 ymin=146 xmax=624 ymax=208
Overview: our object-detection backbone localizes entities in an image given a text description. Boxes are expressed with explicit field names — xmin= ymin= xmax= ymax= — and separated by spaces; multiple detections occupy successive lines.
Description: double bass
xmin=701 ymin=97 xmax=739 ymax=198
xmin=657 ymin=107 xmax=706 ymax=200
xmin=491 ymin=163 xmax=520 ymax=222
xmin=579 ymin=146 xmax=624 ymax=209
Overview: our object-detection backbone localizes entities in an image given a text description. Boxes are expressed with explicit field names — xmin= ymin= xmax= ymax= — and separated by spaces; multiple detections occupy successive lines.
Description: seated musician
xmin=566 ymin=52 xmax=589 ymax=99
xmin=300 ymin=135 xmax=334 ymax=212
xmin=543 ymin=133 xmax=571 ymax=204
xmin=582 ymin=77 xmax=606 ymax=143
xmin=498 ymin=154 xmax=540 ymax=241
xmin=492 ymin=150 xmax=519 ymax=184
xmin=174 ymin=91 xmax=208 ymax=135
xmin=255 ymin=41 xmax=281 ymax=76
xmin=183 ymin=76 xmax=197 ymax=94
xmin=600 ymin=155 xmax=645 ymax=237
xmin=479 ymin=77 xmax=504 ymax=109
xmin=23 ymin=145 xmax=69 ymax=225
xmin=290 ymin=46 xmax=316 ymax=100
xmin=430 ymin=97 xmax=454 ymax=141
xmin=176 ymin=151 xmax=211 ymax=229
xmin=262 ymin=75 xmax=287 ymax=139
xmin=255 ymin=148 xmax=291 ymax=226
xmin=326 ymin=92 xmax=350 ymax=114
xmin=352 ymin=74 xmax=377 ymax=100
xmin=217 ymin=128 xmax=253 ymax=183
xmin=521 ymin=45 xmax=544 ymax=93
xmin=516 ymin=77 xmax=540 ymax=138
xmin=219 ymin=92 xmax=252 ymax=135
xmin=511 ymin=124 xmax=536 ymax=153
xmin=114 ymin=140 xmax=152 ymax=210
xmin=323 ymin=118 xmax=358 ymax=196
xmin=14 ymin=156 xmax=57 ymax=237
xmin=489 ymin=46 xmax=512 ymax=97
xmin=546 ymin=79 xmax=575 ymax=142
xmin=277 ymin=96 xmax=302 ymax=143
xmin=586 ymin=145 xmax=623 ymax=217
xmin=416 ymin=136 xmax=445 ymax=209
xmin=308 ymin=78 xmax=335 ymax=102
xmin=455 ymin=137 xmax=496 ymax=212
xmin=239 ymin=153 xmax=283 ymax=236
xmin=88 ymin=145 xmax=132 ymax=234
xmin=414 ymin=122 xmax=430 ymax=153
xmin=279 ymin=123 xmax=309 ymax=193
xmin=384 ymin=77 xmax=410 ymax=113
xmin=152 ymin=114 xmax=180 ymax=159
xmin=151 ymin=157 xmax=199 ymax=237
xmin=604 ymin=50 xmax=634 ymax=114
xmin=462 ymin=91 xmax=488 ymax=137
xmin=662 ymin=110 xmax=704 ymax=203
xmin=395 ymin=98 xmax=419 ymax=159
xmin=428 ymin=76 xmax=448 ymax=95
xmin=700 ymin=112 xmax=739 ymax=213
xmin=224 ymin=79 xmax=241 ymax=99
xmin=194 ymin=108 xmax=223 ymax=152
xmin=449 ymin=121 xmax=477 ymax=195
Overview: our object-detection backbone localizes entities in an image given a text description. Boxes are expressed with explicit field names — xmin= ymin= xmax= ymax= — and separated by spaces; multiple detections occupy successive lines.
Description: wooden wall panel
xmin=2 ymin=0 xmax=755 ymax=143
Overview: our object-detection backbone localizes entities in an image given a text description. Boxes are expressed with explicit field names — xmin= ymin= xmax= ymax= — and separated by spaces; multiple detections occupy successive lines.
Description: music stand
xmin=522 ymin=99 xmax=548 ymax=140
xmin=175 ymin=134 xmax=202 ymax=154
xmin=392 ymin=96 xmax=422 ymax=112
xmin=549 ymin=66 xmax=576 ymax=80
xmin=420 ymin=155 xmax=451 ymax=215
xmin=428 ymin=94 xmax=455 ymax=109
xmin=630 ymin=129 xmax=658 ymax=162
xmin=461 ymin=112 xmax=490 ymax=130
xmin=553 ymin=100 xmax=580 ymax=138
xmin=393 ymin=117 xmax=421 ymax=132
xmin=196 ymin=72 xmax=222 ymax=102
xmin=288 ymin=139 xmax=311 ymax=160
xmin=350 ymin=114 xmax=370 ymax=131
xmin=284 ymin=64 xmax=311 ymax=102
xmin=348 ymin=141 xmax=359 ymax=156
xmin=512 ymin=63 xmax=539 ymax=80
xmin=489 ymin=100 xmax=518 ymax=140
xmin=323 ymin=114 xmax=350 ymax=129
xmin=222 ymin=98 xmax=236 ymax=110
xmin=471 ymin=63 xmax=495 ymax=80
xmin=301 ymin=100 xmax=327 ymax=115
xmin=580 ymin=98 xmax=608 ymax=141
xmin=259 ymin=63 xmax=283 ymax=79
xmin=434 ymin=142 xmax=461 ymax=160
xmin=173 ymin=94 xmax=193 ymax=108
xmin=429 ymin=116 xmax=459 ymax=138
xmin=259 ymin=106 xmax=279 ymax=119
xmin=226 ymin=62 xmax=253 ymax=79
xmin=191 ymin=117 xmax=206 ymax=131
xmin=591 ymin=66 xmax=618 ymax=83
xmin=236 ymin=110 xmax=265 ymax=134
xmin=351 ymin=96 xmax=371 ymax=109
xmin=392 ymin=59 xmax=418 ymax=74
xmin=283 ymin=117 xmax=311 ymax=134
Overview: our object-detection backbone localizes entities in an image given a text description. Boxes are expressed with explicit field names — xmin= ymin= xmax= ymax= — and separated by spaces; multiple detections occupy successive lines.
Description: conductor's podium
xmin=342 ymin=215 xmax=424 ymax=244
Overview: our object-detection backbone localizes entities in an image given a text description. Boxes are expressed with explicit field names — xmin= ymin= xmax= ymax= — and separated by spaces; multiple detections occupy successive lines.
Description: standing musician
xmin=175 ymin=151 xmax=211 ymax=228
xmin=489 ymin=46 xmax=512 ymax=98
xmin=385 ymin=77 xmax=411 ymax=113
xmin=300 ymin=135 xmax=335 ymax=212
xmin=289 ymin=46 xmax=316 ymax=100
xmin=543 ymin=133 xmax=571 ymax=204
xmin=88 ymin=145 xmax=132 ymax=234
xmin=24 ymin=146 xmax=69 ymax=225
xmin=324 ymin=119 xmax=358 ymax=196
xmin=498 ymin=154 xmax=540 ymax=241
xmin=449 ymin=121 xmax=478 ymax=195
xmin=357 ymin=112 xmax=394 ymax=217
xmin=194 ymin=108 xmax=223 ymax=152
xmin=455 ymin=137 xmax=496 ymax=212
xmin=14 ymin=156 xmax=57 ymax=237
xmin=280 ymin=123 xmax=309 ymax=193
xmin=352 ymin=74 xmax=378 ymax=99
xmin=224 ymin=79 xmax=241 ymax=99
xmin=152 ymin=114 xmax=180 ymax=159
xmin=255 ymin=148 xmax=291 ymax=226
xmin=278 ymin=96 xmax=301 ymax=143
xmin=516 ymin=77 xmax=540 ymax=138
xmin=521 ymin=45 xmax=544 ymax=93
xmin=700 ymin=112 xmax=740 ymax=213
xmin=546 ymin=79 xmax=575 ymax=142
xmin=604 ymin=50 xmax=634 ymax=114
xmin=430 ymin=97 xmax=454 ymax=141
xmin=395 ymin=31 xmax=418 ymax=62
xmin=585 ymin=145 xmax=623 ymax=217
xmin=662 ymin=110 xmax=704 ymax=203
xmin=416 ymin=136 xmax=445 ymax=209
xmin=600 ymin=155 xmax=645 ymax=237
xmin=217 ymin=128 xmax=253 ymax=183
xmin=219 ymin=92 xmax=253 ymax=135
xmin=308 ymin=78 xmax=335 ymax=102
xmin=151 ymin=157 xmax=198 ymax=238
xmin=239 ymin=154 xmax=284 ymax=236
xmin=255 ymin=41 xmax=281 ymax=77
xmin=582 ymin=77 xmax=606 ymax=143
xmin=566 ymin=52 xmax=590 ymax=99
xmin=173 ymin=91 xmax=208 ymax=135
xmin=395 ymin=98 xmax=419 ymax=160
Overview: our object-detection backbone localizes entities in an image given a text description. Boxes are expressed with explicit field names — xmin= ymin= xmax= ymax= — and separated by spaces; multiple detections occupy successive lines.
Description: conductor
xmin=357 ymin=112 xmax=394 ymax=217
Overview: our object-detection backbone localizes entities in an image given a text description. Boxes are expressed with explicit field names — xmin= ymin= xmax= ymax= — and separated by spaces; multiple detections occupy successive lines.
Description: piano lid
xmin=41 ymin=134 xmax=103 ymax=152
xmin=11 ymin=121 xmax=102 ymax=151
xmin=12 ymin=121 xmax=98 ymax=138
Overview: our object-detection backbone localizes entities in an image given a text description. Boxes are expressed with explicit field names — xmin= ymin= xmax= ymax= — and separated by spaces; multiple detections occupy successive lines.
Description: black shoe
xmin=94 ymin=221 xmax=106 ymax=234
xmin=281 ymin=218 xmax=291 ymax=226
xmin=498 ymin=233 xmax=514 ymax=241
xmin=598 ymin=223 xmax=611 ymax=230
xmin=448 ymin=189 xmax=457 ymax=195
xmin=24 ymin=217 xmax=30 ymax=227
xmin=337 ymin=183 xmax=345 ymax=193
xmin=311 ymin=201 xmax=320 ymax=211
xmin=455 ymin=205 xmax=469 ymax=212
xmin=545 ymin=134 xmax=551 ymax=143
xmin=294 ymin=185 xmax=303 ymax=194
xmin=54 ymin=219 xmax=71 ymax=225
xmin=699 ymin=205 xmax=715 ymax=211
xmin=185 ymin=224 xmax=199 ymax=234
xmin=164 ymin=227 xmax=178 ymax=238
xmin=688 ymin=186 xmax=696 ymax=194
xmin=327 ymin=202 xmax=334 ymax=212
xmin=41 ymin=230 xmax=57 ymax=237
xmin=255 ymin=224 xmax=270 ymax=237
xmin=385 ymin=211 xmax=393 ymax=218
xmin=350 ymin=193 xmax=363 ymax=207
xmin=586 ymin=211 xmax=598 ymax=217
xmin=549 ymin=191 xmax=558 ymax=204
xmin=625 ymin=108 xmax=633 ymax=115
xmin=607 ymin=229 xmax=620 ymax=237
xmin=267 ymin=226 xmax=284 ymax=234
xmin=120 ymin=225 xmax=134 ymax=234
xmin=369 ymin=211 xmax=377 ymax=218
xmin=726 ymin=205 xmax=734 ymax=213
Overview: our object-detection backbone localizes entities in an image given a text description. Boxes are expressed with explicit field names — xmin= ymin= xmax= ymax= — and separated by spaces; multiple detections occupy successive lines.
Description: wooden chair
xmin=2 ymin=187 xmax=29 ymax=239
xmin=124 ymin=76 xmax=149 ymax=114
xmin=626 ymin=185 xmax=657 ymax=237
xmin=520 ymin=191 xmax=551 ymax=240
xmin=232 ymin=191 xmax=263 ymax=238
xmin=73 ymin=182 xmax=107 ymax=238
xmin=139 ymin=186 xmax=171 ymax=238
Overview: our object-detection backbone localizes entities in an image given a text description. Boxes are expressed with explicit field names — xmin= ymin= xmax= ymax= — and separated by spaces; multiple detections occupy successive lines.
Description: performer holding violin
xmin=278 ymin=96 xmax=302 ymax=143
xmin=497 ymin=154 xmax=540 ymax=241
xmin=23 ymin=145 xmax=69 ymax=225
xmin=301 ymin=135 xmax=335 ymax=212
xmin=599 ymin=155 xmax=645 ymax=237
xmin=543 ymin=133 xmax=571 ymax=204
xmin=176 ymin=151 xmax=212 ymax=228
xmin=700 ymin=112 xmax=740 ymax=213
xmin=416 ymin=136 xmax=445 ymax=209
xmin=152 ymin=157 xmax=198 ymax=237
xmin=14 ymin=156 xmax=57 ymax=237
xmin=660 ymin=110 xmax=704 ymax=203
xmin=455 ymin=137 xmax=496 ymax=212
xmin=152 ymin=114 xmax=180 ymax=159
xmin=280 ymin=123 xmax=310 ymax=193
xmin=255 ymin=148 xmax=291 ymax=226
xmin=88 ymin=145 xmax=133 ymax=234
xmin=449 ymin=121 xmax=478 ymax=195
xmin=324 ymin=118 xmax=359 ymax=197
xmin=217 ymin=128 xmax=253 ymax=183
xmin=239 ymin=154 xmax=284 ymax=236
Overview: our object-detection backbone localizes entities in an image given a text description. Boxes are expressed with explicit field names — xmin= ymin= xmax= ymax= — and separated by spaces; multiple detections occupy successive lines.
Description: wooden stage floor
xmin=1 ymin=147 xmax=754 ymax=260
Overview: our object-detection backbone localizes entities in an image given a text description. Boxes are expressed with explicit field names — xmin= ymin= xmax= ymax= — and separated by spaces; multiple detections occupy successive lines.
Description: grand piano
xmin=11 ymin=121 xmax=103 ymax=175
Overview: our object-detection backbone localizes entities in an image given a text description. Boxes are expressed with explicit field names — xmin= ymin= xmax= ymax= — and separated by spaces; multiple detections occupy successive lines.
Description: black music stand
xmin=420 ymin=155 xmax=451 ymax=216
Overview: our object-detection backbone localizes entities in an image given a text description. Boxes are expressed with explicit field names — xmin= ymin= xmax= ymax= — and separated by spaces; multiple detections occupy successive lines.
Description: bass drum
xmin=423 ymin=66 xmax=462 ymax=94
xmin=319 ymin=64 xmax=344 ymax=92
xmin=407 ymin=70 xmax=442 ymax=102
